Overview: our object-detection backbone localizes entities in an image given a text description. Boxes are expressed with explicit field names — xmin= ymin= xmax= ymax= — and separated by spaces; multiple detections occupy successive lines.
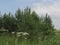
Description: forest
xmin=0 ymin=7 xmax=60 ymax=45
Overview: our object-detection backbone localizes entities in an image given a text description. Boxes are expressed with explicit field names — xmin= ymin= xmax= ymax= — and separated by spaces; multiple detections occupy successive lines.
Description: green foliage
xmin=3 ymin=13 xmax=17 ymax=32
xmin=40 ymin=14 xmax=55 ymax=40
xmin=0 ymin=7 xmax=55 ymax=41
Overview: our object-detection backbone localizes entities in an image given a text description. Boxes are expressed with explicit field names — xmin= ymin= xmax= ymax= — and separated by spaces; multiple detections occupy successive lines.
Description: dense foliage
xmin=0 ymin=7 xmax=55 ymax=41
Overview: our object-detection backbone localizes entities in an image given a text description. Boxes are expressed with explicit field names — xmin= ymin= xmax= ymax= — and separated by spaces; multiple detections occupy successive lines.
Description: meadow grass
xmin=0 ymin=34 xmax=60 ymax=45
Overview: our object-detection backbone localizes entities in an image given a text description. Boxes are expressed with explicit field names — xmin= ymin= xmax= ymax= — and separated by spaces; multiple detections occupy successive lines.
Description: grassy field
xmin=0 ymin=33 xmax=60 ymax=45
xmin=0 ymin=35 xmax=36 ymax=45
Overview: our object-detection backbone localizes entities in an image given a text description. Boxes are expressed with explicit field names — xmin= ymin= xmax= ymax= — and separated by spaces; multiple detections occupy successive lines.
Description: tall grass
xmin=0 ymin=34 xmax=60 ymax=45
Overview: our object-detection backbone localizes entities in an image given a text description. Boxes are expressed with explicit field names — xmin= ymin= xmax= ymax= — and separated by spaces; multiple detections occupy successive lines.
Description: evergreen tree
xmin=41 ymin=14 xmax=54 ymax=40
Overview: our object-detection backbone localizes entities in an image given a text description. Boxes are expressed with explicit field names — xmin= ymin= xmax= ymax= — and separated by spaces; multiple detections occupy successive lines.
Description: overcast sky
xmin=0 ymin=0 xmax=60 ymax=29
